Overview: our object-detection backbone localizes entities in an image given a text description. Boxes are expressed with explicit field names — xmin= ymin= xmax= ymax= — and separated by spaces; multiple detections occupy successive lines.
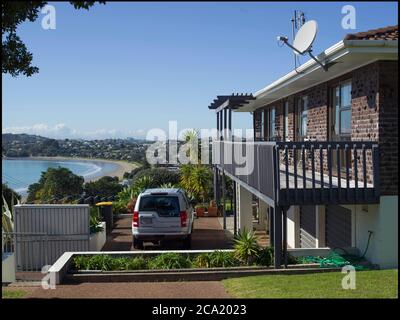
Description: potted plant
xmin=195 ymin=204 xmax=206 ymax=217
xmin=207 ymin=200 xmax=218 ymax=217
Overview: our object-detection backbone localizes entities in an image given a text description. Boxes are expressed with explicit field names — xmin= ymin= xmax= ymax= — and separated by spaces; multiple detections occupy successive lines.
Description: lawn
xmin=222 ymin=269 xmax=398 ymax=298
xmin=2 ymin=289 xmax=29 ymax=299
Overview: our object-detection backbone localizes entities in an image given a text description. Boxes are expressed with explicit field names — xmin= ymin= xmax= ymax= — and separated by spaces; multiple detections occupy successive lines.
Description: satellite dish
xmin=292 ymin=20 xmax=317 ymax=55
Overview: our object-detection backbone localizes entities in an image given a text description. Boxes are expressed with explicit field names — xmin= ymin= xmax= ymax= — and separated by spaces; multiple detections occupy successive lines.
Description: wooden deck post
xmin=274 ymin=206 xmax=282 ymax=269
xmin=233 ymin=180 xmax=237 ymax=236
xmin=222 ymin=171 xmax=227 ymax=230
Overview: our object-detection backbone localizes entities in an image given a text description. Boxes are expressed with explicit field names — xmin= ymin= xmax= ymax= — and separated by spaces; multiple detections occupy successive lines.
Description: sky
xmin=2 ymin=1 xmax=398 ymax=140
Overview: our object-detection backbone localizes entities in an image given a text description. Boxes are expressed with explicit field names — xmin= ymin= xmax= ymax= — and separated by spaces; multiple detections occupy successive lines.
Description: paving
xmin=101 ymin=215 xmax=233 ymax=251
xmin=6 ymin=216 xmax=234 ymax=298
xmin=5 ymin=281 xmax=230 ymax=299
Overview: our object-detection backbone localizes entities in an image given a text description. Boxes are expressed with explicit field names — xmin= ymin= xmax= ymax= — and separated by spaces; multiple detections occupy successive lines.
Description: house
xmin=209 ymin=25 xmax=398 ymax=269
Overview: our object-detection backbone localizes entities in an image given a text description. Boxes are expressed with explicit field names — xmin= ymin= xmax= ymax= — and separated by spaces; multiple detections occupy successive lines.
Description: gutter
xmin=253 ymin=39 xmax=398 ymax=100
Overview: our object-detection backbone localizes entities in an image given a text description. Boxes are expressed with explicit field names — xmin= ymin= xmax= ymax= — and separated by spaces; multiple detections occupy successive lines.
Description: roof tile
xmin=344 ymin=25 xmax=398 ymax=40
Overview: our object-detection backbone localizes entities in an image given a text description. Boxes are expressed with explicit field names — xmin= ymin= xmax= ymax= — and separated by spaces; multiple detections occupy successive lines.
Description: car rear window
xmin=139 ymin=196 xmax=180 ymax=217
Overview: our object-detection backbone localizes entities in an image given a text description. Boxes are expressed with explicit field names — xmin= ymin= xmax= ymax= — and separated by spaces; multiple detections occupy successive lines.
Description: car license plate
xmin=141 ymin=217 xmax=152 ymax=224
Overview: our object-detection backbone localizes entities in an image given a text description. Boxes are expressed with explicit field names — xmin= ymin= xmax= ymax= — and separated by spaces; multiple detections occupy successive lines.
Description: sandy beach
xmin=23 ymin=156 xmax=140 ymax=182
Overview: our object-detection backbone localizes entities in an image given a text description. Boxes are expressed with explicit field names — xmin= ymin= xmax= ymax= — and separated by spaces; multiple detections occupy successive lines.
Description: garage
xmin=325 ymin=205 xmax=352 ymax=248
xmin=299 ymin=205 xmax=316 ymax=248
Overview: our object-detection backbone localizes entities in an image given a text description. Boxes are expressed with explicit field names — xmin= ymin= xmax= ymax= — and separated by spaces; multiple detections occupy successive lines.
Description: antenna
xmin=277 ymin=18 xmax=331 ymax=72
xmin=291 ymin=10 xmax=305 ymax=71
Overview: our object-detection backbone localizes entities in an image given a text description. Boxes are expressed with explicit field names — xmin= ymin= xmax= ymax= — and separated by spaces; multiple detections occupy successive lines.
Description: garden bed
xmin=49 ymin=249 xmax=339 ymax=284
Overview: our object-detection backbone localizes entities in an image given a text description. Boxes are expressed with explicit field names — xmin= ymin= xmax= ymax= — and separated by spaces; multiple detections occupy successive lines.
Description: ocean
xmin=2 ymin=158 xmax=120 ymax=196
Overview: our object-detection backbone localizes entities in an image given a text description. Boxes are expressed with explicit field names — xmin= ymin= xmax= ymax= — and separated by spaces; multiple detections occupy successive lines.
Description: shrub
xmin=193 ymin=251 xmax=240 ymax=268
xmin=208 ymin=251 xmax=238 ymax=268
xmin=133 ymin=168 xmax=180 ymax=187
xmin=148 ymin=252 xmax=192 ymax=270
xmin=112 ymin=200 xmax=129 ymax=214
xmin=256 ymin=247 xmax=274 ymax=267
xmin=111 ymin=256 xmax=148 ymax=270
xmin=85 ymin=255 xmax=116 ymax=271
xmin=89 ymin=206 xmax=104 ymax=233
xmin=124 ymin=256 xmax=148 ymax=270
xmin=233 ymin=229 xmax=260 ymax=265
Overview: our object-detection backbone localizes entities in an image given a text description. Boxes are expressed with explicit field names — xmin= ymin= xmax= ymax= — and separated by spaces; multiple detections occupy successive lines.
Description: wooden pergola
xmin=208 ymin=94 xmax=255 ymax=234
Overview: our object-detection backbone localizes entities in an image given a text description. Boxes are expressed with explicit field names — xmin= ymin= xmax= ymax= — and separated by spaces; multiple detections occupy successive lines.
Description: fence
xmin=12 ymin=204 xmax=91 ymax=271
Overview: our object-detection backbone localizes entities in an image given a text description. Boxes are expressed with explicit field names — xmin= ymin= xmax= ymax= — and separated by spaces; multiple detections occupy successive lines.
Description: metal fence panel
xmin=13 ymin=205 xmax=90 ymax=271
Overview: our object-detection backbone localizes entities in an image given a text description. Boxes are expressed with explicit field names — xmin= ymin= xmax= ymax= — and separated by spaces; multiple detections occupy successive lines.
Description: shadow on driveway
xmin=101 ymin=216 xmax=233 ymax=251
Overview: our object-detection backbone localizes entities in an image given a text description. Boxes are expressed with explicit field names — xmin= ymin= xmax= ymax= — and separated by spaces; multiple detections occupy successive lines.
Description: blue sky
xmin=2 ymin=1 xmax=398 ymax=140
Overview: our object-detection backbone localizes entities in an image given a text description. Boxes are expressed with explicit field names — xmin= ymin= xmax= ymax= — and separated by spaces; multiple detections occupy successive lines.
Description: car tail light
xmin=180 ymin=211 xmax=188 ymax=227
xmin=133 ymin=211 xmax=139 ymax=227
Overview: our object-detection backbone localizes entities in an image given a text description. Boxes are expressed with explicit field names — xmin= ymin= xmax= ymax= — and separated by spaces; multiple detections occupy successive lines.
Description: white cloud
xmin=2 ymin=123 xmax=146 ymax=140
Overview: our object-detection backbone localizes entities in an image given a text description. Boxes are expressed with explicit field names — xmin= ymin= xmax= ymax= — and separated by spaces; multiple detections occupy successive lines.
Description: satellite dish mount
xmin=278 ymin=20 xmax=330 ymax=72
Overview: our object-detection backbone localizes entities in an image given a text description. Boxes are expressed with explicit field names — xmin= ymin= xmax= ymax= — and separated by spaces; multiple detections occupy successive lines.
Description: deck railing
xmin=212 ymin=140 xmax=380 ymax=206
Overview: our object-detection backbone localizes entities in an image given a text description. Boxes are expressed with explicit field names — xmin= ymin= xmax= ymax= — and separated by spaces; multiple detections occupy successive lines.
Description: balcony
xmin=212 ymin=140 xmax=380 ymax=207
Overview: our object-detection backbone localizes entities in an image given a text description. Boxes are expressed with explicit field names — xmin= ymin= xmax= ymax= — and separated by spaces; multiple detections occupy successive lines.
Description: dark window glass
xmin=139 ymin=196 xmax=180 ymax=217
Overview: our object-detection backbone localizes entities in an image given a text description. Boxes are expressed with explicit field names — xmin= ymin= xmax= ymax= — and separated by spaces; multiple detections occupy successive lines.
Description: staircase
xmin=254 ymin=230 xmax=270 ymax=248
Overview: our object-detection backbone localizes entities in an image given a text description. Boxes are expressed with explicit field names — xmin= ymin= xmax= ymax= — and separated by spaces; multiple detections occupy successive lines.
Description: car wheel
xmin=183 ymin=234 xmax=191 ymax=249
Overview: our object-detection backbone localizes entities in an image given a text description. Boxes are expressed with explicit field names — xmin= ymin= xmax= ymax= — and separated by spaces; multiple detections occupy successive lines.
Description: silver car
xmin=132 ymin=188 xmax=194 ymax=249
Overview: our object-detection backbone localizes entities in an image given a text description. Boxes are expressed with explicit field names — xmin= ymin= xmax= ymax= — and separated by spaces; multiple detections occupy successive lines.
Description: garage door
xmin=300 ymin=206 xmax=316 ymax=248
xmin=325 ymin=205 xmax=352 ymax=248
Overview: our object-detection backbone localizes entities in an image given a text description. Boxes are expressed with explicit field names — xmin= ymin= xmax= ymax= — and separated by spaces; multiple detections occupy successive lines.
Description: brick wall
xmin=378 ymin=60 xmax=398 ymax=195
xmin=253 ymin=60 xmax=398 ymax=196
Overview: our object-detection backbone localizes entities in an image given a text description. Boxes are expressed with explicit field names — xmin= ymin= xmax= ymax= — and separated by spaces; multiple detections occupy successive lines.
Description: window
xmin=139 ymin=196 xmax=180 ymax=217
xmin=331 ymin=80 xmax=352 ymax=173
xmin=297 ymin=96 xmax=308 ymax=140
xmin=332 ymin=81 xmax=352 ymax=138
xmin=266 ymin=107 xmax=276 ymax=140
xmin=254 ymin=110 xmax=264 ymax=140
xmin=284 ymin=101 xmax=289 ymax=141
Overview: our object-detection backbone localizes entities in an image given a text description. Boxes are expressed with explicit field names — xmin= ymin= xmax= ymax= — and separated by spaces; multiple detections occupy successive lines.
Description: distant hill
xmin=2 ymin=133 xmax=52 ymax=143
xmin=2 ymin=133 xmax=148 ymax=163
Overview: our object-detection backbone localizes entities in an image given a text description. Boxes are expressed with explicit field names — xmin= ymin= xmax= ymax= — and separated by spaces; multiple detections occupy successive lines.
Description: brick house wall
xmin=252 ymin=60 xmax=398 ymax=196
xmin=378 ymin=60 xmax=398 ymax=195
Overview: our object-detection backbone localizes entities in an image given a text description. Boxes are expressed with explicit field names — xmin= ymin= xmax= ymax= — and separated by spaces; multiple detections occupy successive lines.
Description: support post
xmin=283 ymin=207 xmax=288 ymax=268
xmin=269 ymin=207 xmax=274 ymax=247
xmin=213 ymin=166 xmax=218 ymax=204
xmin=222 ymin=171 xmax=226 ymax=230
xmin=274 ymin=206 xmax=282 ymax=269
xmin=233 ymin=180 xmax=237 ymax=236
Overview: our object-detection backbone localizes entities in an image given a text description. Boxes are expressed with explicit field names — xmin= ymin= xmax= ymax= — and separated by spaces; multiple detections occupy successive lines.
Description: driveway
xmin=101 ymin=216 xmax=233 ymax=251
xmin=6 ymin=281 xmax=230 ymax=298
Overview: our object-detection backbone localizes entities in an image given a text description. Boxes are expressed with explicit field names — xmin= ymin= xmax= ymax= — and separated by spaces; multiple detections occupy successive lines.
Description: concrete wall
xmin=237 ymin=184 xmax=253 ymax=232
xmin=352 ymin=196 xmax=398 ymax=268
xmin=2 ymin=253 xmax=16 ymax=284
xmin=286 ymin=206 xmax=298 ymax=248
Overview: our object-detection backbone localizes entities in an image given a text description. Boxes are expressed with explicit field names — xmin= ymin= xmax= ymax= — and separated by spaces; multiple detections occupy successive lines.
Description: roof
xmin=233 ymin=25 xmax=398 ymax=112
xmin=208 ymin=94 xmax=255 ymax=112
xmin=344 ymin=25 xmax=398 ymax=41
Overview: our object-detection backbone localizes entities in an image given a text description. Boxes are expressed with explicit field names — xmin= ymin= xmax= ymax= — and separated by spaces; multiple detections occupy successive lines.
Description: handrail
xmin=213 ymin=140 xmax=380 ymax=206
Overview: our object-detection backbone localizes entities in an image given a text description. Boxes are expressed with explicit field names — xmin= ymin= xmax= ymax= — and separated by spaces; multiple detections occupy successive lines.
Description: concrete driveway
xmin=101 ymin=216 xmax=233 ymax=251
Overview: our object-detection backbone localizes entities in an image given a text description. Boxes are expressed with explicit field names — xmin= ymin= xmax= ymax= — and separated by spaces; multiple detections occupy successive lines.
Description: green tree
xmin=132 ymin=168 xmax=180 ymax=187
xmin=83 ymin=176 xmax=123 ymax=198
xmin=2 ymin=1 xmax=105 ymax=77
xmin=27 ymin=167 xmax=84 ymax=203
xmin=179 ymin=164 xmax=212 ymax=203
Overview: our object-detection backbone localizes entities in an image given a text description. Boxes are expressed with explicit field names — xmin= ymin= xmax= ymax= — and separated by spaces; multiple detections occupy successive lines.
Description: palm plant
xmin=233 ymin=229 xmax=260 ymax=265
xmin=159 ymin=182 xmax=178 ymax=189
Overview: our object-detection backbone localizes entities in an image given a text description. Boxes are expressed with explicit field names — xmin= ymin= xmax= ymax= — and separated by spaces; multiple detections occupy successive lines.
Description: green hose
xmin=301 ymin=231 xmax=373 ymax=271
